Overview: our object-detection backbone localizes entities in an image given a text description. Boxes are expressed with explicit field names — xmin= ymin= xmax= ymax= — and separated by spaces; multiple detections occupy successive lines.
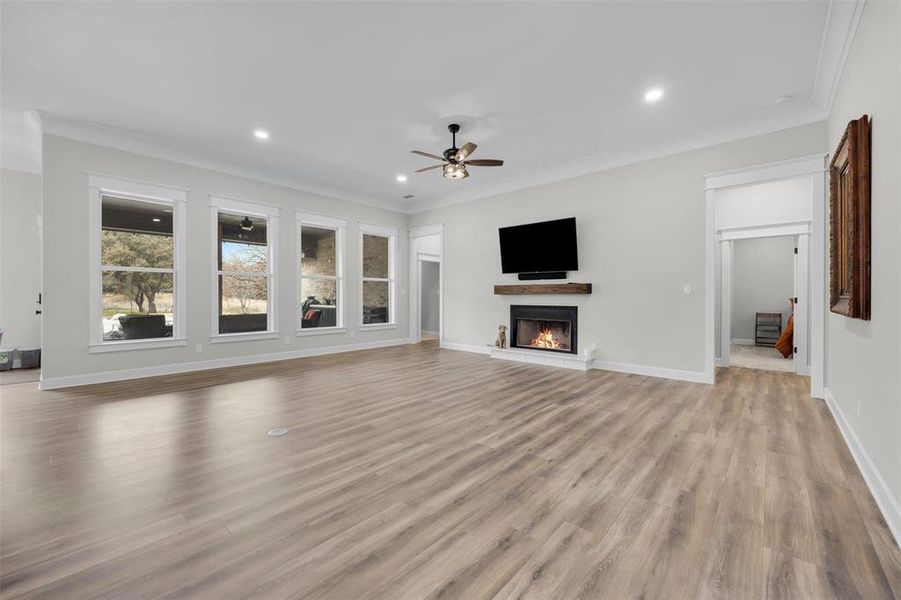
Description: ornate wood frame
xmin=829 ymin=115 xmax=871 ymax=319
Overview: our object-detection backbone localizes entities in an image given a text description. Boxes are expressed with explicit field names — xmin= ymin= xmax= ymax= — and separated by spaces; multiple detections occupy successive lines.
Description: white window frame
xmin=297 ymin=212 xmax=347 ymax=336
xmin=209 ymin=195 xmax=280 ymax=343
xmin=87 ymin=173 xmax=188 ymax=353
xmin=359 ymin=222 xmax=397 ymax=330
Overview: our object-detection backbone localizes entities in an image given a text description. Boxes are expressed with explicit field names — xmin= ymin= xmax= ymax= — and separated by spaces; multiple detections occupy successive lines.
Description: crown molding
xmin=39 ymin=114 xmax=406 ymax=215
xmin=409 ymin=107 xmax=827 ymax=214
xmin=811 ymin=0 xmax=867 ymax=111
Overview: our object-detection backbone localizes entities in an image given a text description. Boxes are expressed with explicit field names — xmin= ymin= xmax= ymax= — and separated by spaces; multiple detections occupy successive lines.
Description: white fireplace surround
xmin=488 ymin=345 xmax=594 ymax=371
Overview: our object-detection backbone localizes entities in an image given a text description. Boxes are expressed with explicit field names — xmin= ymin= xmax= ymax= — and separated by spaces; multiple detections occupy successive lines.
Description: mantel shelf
xmin=493 ymin=283 xmax=593 ymax=295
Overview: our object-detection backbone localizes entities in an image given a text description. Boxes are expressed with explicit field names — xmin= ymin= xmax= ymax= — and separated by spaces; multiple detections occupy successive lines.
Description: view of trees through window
xmin=101 ymin=196 xmax=175 ymax=341
xmin=217 ymin=211 xmax=269 ymax=334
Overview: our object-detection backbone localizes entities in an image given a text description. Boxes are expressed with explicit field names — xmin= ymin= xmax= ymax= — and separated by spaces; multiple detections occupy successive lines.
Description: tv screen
xmin=499 ymin=217 xmax=578 ymax=274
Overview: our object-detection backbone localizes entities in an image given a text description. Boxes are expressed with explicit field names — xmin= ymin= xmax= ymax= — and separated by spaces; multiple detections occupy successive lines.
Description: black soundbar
xmin=517 ymin=272 xmax=567 ymax=281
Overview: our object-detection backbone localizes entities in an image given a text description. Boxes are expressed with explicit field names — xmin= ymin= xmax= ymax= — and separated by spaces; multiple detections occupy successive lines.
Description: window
xmin=88 ymin=175 xmax=187 ymax=352
xmin=298 ymin=213 xmax=346 ymax=333
xmin=359 ymin=223 xmax=396 ymax=327
xmin=210 ymin=197 xmax=279 ymax=341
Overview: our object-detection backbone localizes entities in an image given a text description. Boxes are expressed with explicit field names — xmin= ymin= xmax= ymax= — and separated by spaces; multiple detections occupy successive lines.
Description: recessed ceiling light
xmin=644 ymin=88 xmax=664 ymax=103
xmin=152 ymin=218 xmax=161 ymax=222
xmin=396 ymin=174 xmax=407 ymax=183
xmin=254 ymin=129 xmax=270 ymax=140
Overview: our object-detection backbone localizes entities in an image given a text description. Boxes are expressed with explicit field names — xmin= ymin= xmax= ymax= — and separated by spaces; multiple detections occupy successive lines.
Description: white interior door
xmin=719 ymin=240 xmax=733 ymax=367
xmin=793 ymin=234 xmax=809 ymax=375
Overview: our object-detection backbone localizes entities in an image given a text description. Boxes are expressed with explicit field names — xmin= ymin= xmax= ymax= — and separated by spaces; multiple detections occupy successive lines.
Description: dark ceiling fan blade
xmin=414 ymin=164 xmax=444 ymax=173
xmin=463 ymin=159 xmax=504 ymax=167
xmin=455 ymin=142 xmax=477 ymax=161
xmin=410 ymin=150 xmax=445 ymax=161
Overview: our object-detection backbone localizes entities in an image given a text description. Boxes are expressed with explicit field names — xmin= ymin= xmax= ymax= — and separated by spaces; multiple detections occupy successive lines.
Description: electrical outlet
xmin=284 ymin=336 xmax=291 ymax=345
xmin=195 ymin=344 xmax=203 ymax=353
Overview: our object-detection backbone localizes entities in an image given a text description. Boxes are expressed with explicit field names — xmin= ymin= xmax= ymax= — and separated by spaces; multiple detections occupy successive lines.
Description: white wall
xmin=0 ymin=168 xmax=42 ymax=350
xmin=411 ymin=122 xmax=825 ymax=377
xmin=825 ymin=0 xmax=900 ymax=534
xmin=420 ymin=261 xmax=440 ymax=334
xmin=731 ymin=236 xmax=795 ymax=342
xmin=41 ymin=135 xmax=410 ymax=385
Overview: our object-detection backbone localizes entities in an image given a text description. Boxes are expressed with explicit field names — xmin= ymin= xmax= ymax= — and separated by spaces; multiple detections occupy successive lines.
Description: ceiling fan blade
xmin=410 ymin=150 xmax=444 ymax=161
xmin=455 ymin=142 xmax=477 ymax=161
xmin=414 ymin=164 xmax=444 ymax=173
xmin=464 ymin=159 xmax=504 ymax=167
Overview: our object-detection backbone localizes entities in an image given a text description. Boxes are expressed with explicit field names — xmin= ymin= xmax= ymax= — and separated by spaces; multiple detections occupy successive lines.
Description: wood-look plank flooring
xmin=1 ymin=341 xmax=899 ymax=599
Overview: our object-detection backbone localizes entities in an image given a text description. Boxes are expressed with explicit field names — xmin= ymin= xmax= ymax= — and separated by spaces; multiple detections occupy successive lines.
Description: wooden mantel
xmin=494 ymin=282 xmax=592 ymax=295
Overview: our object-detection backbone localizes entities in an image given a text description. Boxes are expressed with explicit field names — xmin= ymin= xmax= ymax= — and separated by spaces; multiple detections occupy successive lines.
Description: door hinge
xmin=793 ymin=346 xmax=798 ymax=353
xmin=793 ymin=297 xmax=798 ymax=303
xmin=794 ymin=247 xmax=798 ymax=254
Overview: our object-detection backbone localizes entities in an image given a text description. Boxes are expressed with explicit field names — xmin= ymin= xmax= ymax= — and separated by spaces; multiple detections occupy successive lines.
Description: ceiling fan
xmin=410 ymin=123 xmax=504 ymax=180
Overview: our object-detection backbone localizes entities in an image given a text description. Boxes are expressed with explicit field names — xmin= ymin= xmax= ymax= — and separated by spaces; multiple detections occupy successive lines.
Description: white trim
xmin=704 ymin=154 xmax=827 ymax=191
xmin=824 ymin=388 xmax=901 ymax=544
xmin=440 ymin=341 xmax=491 ymax=355
xmin=409 ymin=223 xmax=444 ymax=238
xmin=210 ymin=197 xmax=280 ymax=339
xmin=360 ymin=224 xmax=397 ymax=327
xmin=719 ymin=221 xmax=811 ymax=241
xmin=421 ymin=330 xmax=439 ymax=337
xmin=39 ymin=338 xmax=413 ymax=390
xmin=209 ymin=193 xmax=279 ymax=217
xmin=298 ymin=212 xmax=347 ymax=330
xmin=490 ymin=346 xmax=593 ymax=371
xmin=440 ymin=342 xmax=709 ymax=384
xmin=87 ymin=172 xmax=188 ymax=202
xmin=209 ymin=331 xmax=280 ymax=344
xmin=296 ymin=326 xmax=347 ymax=337
xmin=43 ymin=116 xmax=401 ymax=213
xmin=88 ymin=175 xmax=187 ymax=350
xmin=89 ymin=338 xmax=187 ymax=353
xmin=811 ymin=0 xmax=868 ymax=111
xmin=358 ymin=323 xmax=398 ymax=332
xmin=592 ymin=359 xmax=710 ymax=384
xmin=704 ymin=189 xmax=717 ymax=384
xmin=731 ymin=338 xmax=755 ymax=346
xmin=720 ymin=240 xmax=733 ymax=367
xmin=809 ymin=168 xmax=826 ymax=398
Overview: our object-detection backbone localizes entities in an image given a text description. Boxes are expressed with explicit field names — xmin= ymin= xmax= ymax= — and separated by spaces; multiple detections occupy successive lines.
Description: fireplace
xmin=510 ymin=305 xmax=577 ymax=355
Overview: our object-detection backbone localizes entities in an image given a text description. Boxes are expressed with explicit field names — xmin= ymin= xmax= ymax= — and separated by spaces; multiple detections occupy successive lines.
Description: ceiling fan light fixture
xmin=240 ymin=216 xmax=254 ymax=231
xmin=443 ymin=163 xmax=467 ymax=179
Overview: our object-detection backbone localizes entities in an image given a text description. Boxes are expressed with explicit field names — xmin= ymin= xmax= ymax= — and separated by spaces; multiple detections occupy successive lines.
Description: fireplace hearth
xmin=510 ymin=305 xmax=578 ymax=355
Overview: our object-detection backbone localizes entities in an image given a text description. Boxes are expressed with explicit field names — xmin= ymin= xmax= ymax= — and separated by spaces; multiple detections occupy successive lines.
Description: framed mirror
xmin=829 ymin=115 xmax=871 ymax=320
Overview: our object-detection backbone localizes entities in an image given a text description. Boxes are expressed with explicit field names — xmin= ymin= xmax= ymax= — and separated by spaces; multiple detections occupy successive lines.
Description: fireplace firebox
xmin=510 ymin=305 xmax=577 ymax=355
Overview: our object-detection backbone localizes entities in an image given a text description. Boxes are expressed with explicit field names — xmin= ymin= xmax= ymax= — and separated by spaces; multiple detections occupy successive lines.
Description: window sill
xmin=359 ymin=323 xmax=398 ymax=331
xmin=89 ymin=338 xmax=187 ymax=353
xmin=296 ymin=326 xmax=347 ymax=337
xmin=209 ymin=332 xmax=280 ymax=344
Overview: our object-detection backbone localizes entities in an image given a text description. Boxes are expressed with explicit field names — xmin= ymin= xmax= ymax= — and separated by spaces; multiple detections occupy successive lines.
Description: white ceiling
xmin=2 ymin=1 xmax=849 ymax=213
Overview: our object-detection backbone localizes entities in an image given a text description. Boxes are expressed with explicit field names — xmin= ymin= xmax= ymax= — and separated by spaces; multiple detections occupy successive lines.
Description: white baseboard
xmin=421 ymin=330 xmax=439 ymax=337
xmin=39 ymin=338 xmax=412 ymax=390
xmin=439 ymin=341 xmax=491 ymax=355
xmin=591 ymin=359 xmax=710 ymax=383
xmin=731 ymin=338 xmax=755 ymax=346
xmin=824 ymin=387 xmax=901 ymax=545
xmin=440 ymin=342 xmax=708 ymax=383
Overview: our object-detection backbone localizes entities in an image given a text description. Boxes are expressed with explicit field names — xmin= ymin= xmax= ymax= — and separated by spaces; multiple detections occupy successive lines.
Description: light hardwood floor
xmin=2 ymin=341 xmax=899 ymax=599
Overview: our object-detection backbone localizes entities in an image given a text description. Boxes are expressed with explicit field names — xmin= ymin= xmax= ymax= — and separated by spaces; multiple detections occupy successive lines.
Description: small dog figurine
xmin=496 ymin=324 xmax=507 ymax=349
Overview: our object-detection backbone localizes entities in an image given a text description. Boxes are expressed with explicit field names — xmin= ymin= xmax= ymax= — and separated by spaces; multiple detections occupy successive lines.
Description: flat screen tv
xmin=499 ymin=217 xmax=578 ymax=274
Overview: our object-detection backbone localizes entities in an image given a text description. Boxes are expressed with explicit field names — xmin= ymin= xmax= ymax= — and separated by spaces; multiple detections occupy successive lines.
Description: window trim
xmin=358 ymin=222 xmax=397 ymax=329
xmin=87 ymin=174 xmax=187 ymax=352
xmin=297 ymin=211 xmax=346 ymax=336
xmin=209 ymin=195 xmax=280 ymax=341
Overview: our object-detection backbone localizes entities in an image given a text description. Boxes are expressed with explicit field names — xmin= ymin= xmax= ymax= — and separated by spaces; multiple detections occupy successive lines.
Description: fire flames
xmin=530 ymin=328 xmax=562 ymax=349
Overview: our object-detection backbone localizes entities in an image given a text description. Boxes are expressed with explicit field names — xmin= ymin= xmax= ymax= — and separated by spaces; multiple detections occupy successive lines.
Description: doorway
xmin=419 ymin=259 xmax=440 ymax=340
xmin=721 ymin=233 xmax=805 ymax=373
xmin=705 ymin=154 xmax=826 ymax=397
xmin=408 ymin=225 xmax=443 ymax=344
